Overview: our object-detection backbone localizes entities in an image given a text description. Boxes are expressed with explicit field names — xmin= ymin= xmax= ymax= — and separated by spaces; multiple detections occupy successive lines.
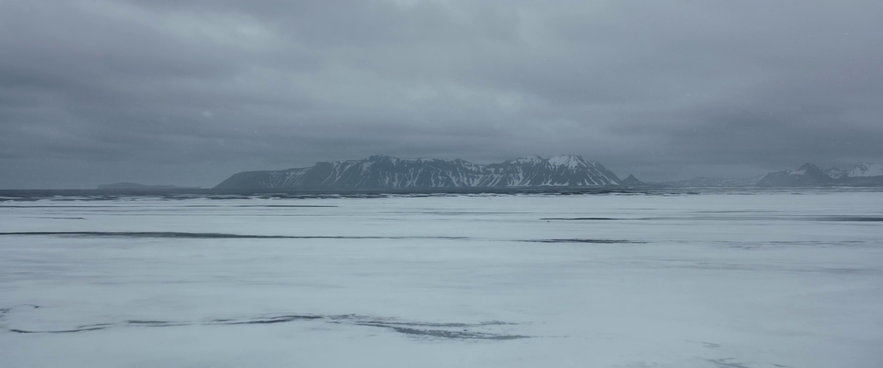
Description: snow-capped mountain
xmin=663 ymin=175 xmax=765 ymax=188
xmin=215 ymin=155 xmax=622 ymax=190
xmin=755 ymin=163 xmax=833 ymax=187
xmin=662 ymin=162 xmax=883 ymax=187
xmin=847 ymin=163 xmax=883 ymax=178
xmin=619 ymin=174 xmax=646 ymax=186
xmin=755 ymin=162 xmax=883 ymax=187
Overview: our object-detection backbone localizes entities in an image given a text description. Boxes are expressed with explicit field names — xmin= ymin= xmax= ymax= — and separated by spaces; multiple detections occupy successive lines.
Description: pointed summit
xmin=798 ymin=162 xmax=819 ymax=170
xmin=793 ymin=163 xmax=824 ymax=176
xmin=620 ymin=174 xmax=645 ymax=186
xmin=757 ymin=163 xmax=832 ymax=187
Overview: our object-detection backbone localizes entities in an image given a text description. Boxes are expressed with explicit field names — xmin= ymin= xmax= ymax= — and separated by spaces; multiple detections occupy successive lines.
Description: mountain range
xmin=215 ymin=155 xmax=624 ymax=190
xmin=215 ymin=156 xmax=883 ymax=190
xmin=664 ymin=162 xmax=883 ymax=187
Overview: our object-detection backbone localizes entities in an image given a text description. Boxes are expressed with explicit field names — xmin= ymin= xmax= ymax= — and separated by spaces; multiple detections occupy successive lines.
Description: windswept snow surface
xmin=1 ymin=190 xmax=883 ymax=367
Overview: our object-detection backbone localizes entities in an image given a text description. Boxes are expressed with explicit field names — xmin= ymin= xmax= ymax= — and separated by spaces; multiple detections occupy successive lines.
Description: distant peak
xmin=848 ymin=162 xmax=883 ymax=177
xmin=798 ymin=162 xmax=820 ymax=171
xmin=781 ymin=162 xmax=828 ymax=178
xmin=854 ymin=162 xmax=880 ymax=169
xmin=620 ymin=174 xmax=645 ymax=186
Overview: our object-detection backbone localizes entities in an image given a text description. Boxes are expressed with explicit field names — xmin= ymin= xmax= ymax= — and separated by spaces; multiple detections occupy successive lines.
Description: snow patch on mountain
xmin=547 ymin=155 xmax=586 ymax=169
xmin=825 ymin=168 xmax=847 ymax=179
xmin=848 ymin=163 xmax=883 ymax=177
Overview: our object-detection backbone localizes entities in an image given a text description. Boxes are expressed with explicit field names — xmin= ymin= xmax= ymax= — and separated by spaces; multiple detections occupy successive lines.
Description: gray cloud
xmin=1 ymin=0 xmax=881 ymax=188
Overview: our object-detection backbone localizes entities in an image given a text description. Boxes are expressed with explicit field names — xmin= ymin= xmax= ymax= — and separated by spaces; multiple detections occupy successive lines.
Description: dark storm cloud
xmin=1 ymin=0 xmax=881 ymax=188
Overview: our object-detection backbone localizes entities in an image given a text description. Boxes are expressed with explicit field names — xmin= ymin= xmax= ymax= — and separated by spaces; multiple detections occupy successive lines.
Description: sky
xmin=1 ymin=0 xmax=881 ymax=189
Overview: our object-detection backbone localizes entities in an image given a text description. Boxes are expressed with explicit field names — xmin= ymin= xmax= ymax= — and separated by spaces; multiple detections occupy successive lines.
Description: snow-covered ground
xmin=1 ymin=190 xmax=882 ymax=367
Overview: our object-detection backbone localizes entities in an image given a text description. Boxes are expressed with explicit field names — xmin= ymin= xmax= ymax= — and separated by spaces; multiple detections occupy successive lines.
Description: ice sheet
xmin=1 ymin=191 xmax=882 ymax=367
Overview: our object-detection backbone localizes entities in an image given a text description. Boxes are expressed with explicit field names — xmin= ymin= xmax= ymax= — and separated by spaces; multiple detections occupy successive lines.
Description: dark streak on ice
xmin=686 ymin=340 xmax=721 ymax=349
xmin=0 ymin=205 xmax=123 ymax=208
xmin=211 ymin=315 xmax=323 ymax=325
xmin=0 ymin=232 xmax=468 ymax=240
xmin=9 ymin=326 xmax=111 ymax=334
xmin=124 ymin=320 xmax=188 ymax=327
xmin=815 ymin=216 xmax=883 ymax=222
xmin=353 ymin=323 xmax=528 ymax=340
xmin=355 ymin=320 xmax=514 ymax=328
xmin=0 ymin=204 xmax=342 ymax=208
xmin=2 ymin=312 xmax=529 ymax=341
xmin=175 ymin=205 xmax=338 ymax=208
xmin=542 ymin=215 xmax=883 ymax=222
xmin=1 ymin=304 xmax=39 ymax=316
xmin=706 ymin=358 xmax=751 ymax=368
xmin=524 ymin=239 xmax=645 ymax=244
xmin=541 ymin=217 xmax=627 ymax=221
xmin=232 ymin=205 xmax=338 ymax=208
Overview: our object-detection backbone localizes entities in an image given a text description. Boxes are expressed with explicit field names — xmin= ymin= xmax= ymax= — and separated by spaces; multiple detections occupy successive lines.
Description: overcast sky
xmin=1 ymin=0 xmax=881 ymax=188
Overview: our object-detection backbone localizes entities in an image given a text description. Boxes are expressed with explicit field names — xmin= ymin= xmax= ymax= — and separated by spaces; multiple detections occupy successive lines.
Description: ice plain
xmin=1 ymin=189 xmax=882 ymax=367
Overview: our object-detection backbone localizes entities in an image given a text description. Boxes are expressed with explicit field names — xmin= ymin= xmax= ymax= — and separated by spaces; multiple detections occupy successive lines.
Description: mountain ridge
xmin=215 ymin=155 xmax=622 ymax=190
xmin=216 ymin=158 xmax=883 ymax=190
xmin=662 ymin=162 xmax=883 ymax=187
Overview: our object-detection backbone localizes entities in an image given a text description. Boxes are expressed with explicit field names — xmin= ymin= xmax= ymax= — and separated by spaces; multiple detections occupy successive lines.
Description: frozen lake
xmin=1 ymin=190 xmax=882 ymax=367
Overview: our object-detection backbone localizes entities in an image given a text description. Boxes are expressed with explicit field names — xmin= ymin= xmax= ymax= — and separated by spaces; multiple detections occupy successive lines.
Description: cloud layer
xmin=1 ymin=0 xmax=881 ymax=188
